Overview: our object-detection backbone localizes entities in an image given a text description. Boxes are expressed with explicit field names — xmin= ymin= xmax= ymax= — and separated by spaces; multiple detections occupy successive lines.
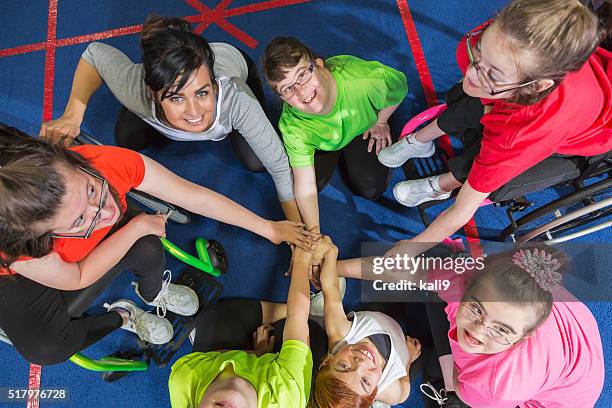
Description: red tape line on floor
xmin=42 ymin=0 xmax=58 ymax=122
xmin=226 ymin=0 xmax=311 ymax=16
xmin=26 ymin=363 xmax=41 ymax=408
xmin=28 ymin=0 xmax=59 ymax=400
xmin=0 ymin=1 xmax=312 ymax=58
xmin=396 ymin=0 xmax=483 ymax=256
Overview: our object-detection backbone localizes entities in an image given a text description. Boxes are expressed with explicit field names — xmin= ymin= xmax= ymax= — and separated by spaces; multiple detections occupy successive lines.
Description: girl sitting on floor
xmin=309 ymin=237 xmax=422 ymax=407
xmin=169 ymin=246 xmax=323 ymax=408
xmin=262 ymin=37 xmax=407 ymax=236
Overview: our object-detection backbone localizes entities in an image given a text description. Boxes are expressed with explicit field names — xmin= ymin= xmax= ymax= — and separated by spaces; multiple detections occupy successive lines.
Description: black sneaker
xmin=420 ymin=381 xmax=471 ymax=408
xmin=442 ymin=392 xmax=471 ymax=408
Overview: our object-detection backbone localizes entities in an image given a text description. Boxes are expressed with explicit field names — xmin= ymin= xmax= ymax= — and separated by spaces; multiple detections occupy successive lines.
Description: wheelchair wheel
xmin=499 ymin=177 xmax=612 ymax=243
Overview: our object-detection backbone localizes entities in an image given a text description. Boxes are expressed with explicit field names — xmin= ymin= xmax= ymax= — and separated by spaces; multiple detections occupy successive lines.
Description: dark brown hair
xmin=496 ymin=0 xmax=603 ymax=105
xmin=0 ymin=124 xmax=119 ymax=272
xmin=262 ymin=37 xmax=317 ymax=83
xmin=463 ymin=244 xmax=568 ymax=334
xmin=140 ymin=15 xmax=216 ymax=101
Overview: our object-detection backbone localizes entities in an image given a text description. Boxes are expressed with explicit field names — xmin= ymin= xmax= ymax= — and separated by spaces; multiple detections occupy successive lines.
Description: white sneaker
xmin=378 ymin=133 xmax=435 ymax=168
xmin=132 ymin=270 xmax=199 ymax=318
xmin=104 ymin=299 xmax=174 ymax=345
xmin=393 ymin=175 xmax=452 ymax=207
xmin=309 ymin=277 xmax=347 ymax=317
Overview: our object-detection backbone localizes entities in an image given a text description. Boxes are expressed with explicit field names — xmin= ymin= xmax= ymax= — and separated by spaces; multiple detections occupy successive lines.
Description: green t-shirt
xmin=279 ymin=55 xmax=408 ymax=167
xmin=168 ymin=340 xmax=313 ymax=408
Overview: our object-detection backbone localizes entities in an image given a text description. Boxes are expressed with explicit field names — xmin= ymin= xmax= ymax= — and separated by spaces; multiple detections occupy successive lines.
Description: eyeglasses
xmin=465 ymin=24 xmax=539 ymax=96
xmin=51 ymin=167 xmax=109 ymax=240
xmin=459 ymin=303 xmax=518 ymax=345
xmin=278 ymin=61 xmax=315 ymax=100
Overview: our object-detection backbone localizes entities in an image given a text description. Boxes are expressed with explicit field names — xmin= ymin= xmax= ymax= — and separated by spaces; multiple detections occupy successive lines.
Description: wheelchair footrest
xmin=401 ymin=146 xmax=450 ymax=181
xmin=137 ymin=267 xmax=223 ymax=367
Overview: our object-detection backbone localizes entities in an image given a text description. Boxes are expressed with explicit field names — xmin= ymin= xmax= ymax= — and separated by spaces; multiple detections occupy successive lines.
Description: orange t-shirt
xmin=3 ymin=145 xmax=145 ymax=275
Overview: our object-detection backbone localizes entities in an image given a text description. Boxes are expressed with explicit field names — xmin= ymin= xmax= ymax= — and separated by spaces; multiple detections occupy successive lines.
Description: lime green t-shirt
xmin=168 ymin=340 xmax=313 ymax=408
xmin=279 ymin=55 xmax=408 ymax=167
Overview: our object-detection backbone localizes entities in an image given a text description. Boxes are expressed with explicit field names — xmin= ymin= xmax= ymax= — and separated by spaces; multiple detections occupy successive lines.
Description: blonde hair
xmin=497 ymin=0 xmax=603 ymax=105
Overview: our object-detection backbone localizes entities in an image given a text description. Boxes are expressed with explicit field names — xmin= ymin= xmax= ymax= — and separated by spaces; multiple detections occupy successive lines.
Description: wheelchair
xmin=0 ymin=131 xmax=228 ymax=380
xmin=398 ymin=104 xmax=612 ymax=243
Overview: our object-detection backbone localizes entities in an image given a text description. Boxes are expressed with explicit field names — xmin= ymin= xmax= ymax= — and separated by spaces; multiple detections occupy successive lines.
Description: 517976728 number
xmin=1 ymin=388 xmax=68 ymax=402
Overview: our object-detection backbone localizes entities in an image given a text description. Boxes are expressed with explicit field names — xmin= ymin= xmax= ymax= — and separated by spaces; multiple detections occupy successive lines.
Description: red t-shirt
xmin=432 ymin=267 xmax=605 ymax=408
xmin=455 ymin=30 xmax=612 ymax=193
xmin=3 ymin=145 xmax=145 ymax=274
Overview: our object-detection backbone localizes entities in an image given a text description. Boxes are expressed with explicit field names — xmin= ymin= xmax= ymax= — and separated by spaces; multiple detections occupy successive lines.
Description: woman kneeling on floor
xmin=40 ymin=15 xmax=301 ymax=222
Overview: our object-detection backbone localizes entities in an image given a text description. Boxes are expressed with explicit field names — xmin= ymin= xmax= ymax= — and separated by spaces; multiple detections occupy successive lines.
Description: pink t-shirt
xmin=434 ymin=269 xmax=605 ymax=408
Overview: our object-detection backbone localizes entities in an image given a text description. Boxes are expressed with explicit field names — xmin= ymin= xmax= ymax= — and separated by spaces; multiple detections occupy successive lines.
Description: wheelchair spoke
xmin=500 ymin=177 xmax=612 ymax=242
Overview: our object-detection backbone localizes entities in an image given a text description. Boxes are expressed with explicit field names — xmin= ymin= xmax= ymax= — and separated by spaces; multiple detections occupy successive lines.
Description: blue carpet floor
xmin=0 ymin=1 xmax=609 ymax=407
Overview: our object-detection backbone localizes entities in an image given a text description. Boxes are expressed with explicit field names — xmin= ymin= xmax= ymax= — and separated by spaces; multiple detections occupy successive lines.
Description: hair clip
xmin=512 ymin=248 xmax=562 ymax=291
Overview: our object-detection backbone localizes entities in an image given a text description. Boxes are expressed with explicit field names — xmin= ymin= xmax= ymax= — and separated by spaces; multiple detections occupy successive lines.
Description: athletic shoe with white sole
xmin=378 ymin=133 xmax=436 ymax=168
xmin=393 ymin=175 xmax=452 ymax=207
xmin=309 ymin=277 xmax=347 ymax=317
xmin=103 ymin=299 xmax=174 ymax=345
xmin=132 ymin=270 xmax=199 ymax=318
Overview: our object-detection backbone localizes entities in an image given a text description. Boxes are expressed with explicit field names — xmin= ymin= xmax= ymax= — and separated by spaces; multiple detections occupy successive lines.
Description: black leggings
xmin=426 ymin=292 xmax=453 ymax=360
xmin=437 ymin=82 xmax=585 ymax=202
xmin=314 ymin=132 xmax=392 ymax=200
xmin=436 ymin=81 xmax=485 ymax=185
xmin=0 ymin=207 xmax=166 ymax=365
xmin=192 ymin=298 xmax=328 ymax=367
xmin=114 ymin=48 xmax=270 ymax=173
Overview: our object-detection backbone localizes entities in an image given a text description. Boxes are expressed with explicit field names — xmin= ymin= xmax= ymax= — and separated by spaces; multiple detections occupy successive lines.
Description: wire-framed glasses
xmin=51 ymin=167 xmax=109 ymax=239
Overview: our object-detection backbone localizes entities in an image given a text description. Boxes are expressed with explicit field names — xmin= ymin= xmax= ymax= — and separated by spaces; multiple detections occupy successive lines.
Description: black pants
xmin=0 ymin=206 xmax=166 ymax=365
xmin=437 ymin=82 xmax=485 ymax=185
xmin=314 ymin=133 xmax=392 ymax=200
xmin=425 ymin=292 xmax=453 ymax=360
xmin=437 ymin=82 xmax=585 ymax=202
xmin=115 ymin=48 xmax=269 ymax=173
xmin=192 ymin=298 xmax=328 ymax=367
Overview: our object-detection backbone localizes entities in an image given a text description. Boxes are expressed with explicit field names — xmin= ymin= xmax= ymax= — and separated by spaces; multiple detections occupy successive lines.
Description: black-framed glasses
xmin=51 ymin=167 xmax=109 ymax=240
xmin=459 ymin=303 xmax=519 ymax=345
xmin=279 ymin=61 xmax=315 ymax=100
xmin=465 ymin=24 xmax=539 ymax=96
